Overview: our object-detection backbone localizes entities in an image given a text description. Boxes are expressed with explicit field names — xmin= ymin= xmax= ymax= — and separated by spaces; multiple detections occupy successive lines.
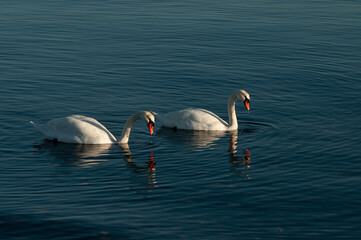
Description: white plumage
xmin=31 ymin=111 xmax=155 ymax=144
xmin=154 ymin=89 xmax=250 ymax=131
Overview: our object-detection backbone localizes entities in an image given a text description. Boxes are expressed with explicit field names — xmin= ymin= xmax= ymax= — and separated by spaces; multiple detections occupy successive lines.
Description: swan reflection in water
xmin=227 ymin=131 xmax=252 ymax=180
xmin=120 ymin=144 xmax=158 ymax=188
xmin=33 ymin=141 xmax=158 ymax=187
xmin=156 ymin=127 xmax=229 ymax=149
xmin=156 ymin=128 xmax=252 ymax=179
xmin=33 ymin=140 xmax=113 ymax=167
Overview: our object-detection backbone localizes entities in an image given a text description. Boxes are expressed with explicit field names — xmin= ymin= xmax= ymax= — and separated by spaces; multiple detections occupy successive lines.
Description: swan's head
xmin=140 ymin=111 xmax=155 ymax=135
xmin=235 ymin=89 xmax=251 ymax=111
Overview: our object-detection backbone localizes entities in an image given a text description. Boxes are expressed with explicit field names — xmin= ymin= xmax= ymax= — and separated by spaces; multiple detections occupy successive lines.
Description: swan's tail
xmin=30 ymin=120 xmax=42 ymax=132
xmin=30 ymin=120 xmax=37 ymax=128
xmin=150 ymin=111 xmax=158 ymax=116
xmin=30 ymin=121 xmax=47 ymax=136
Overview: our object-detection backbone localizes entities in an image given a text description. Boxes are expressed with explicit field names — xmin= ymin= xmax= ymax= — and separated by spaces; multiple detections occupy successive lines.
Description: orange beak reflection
xmin=148 ymin=122 xmax=154 ymax=135
xmin=244 ymin=99 xmax=250 ymax=111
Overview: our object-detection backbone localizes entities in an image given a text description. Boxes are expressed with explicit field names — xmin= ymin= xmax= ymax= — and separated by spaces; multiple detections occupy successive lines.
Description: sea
xmin=1 ymin=0 xmax=360 ymax=239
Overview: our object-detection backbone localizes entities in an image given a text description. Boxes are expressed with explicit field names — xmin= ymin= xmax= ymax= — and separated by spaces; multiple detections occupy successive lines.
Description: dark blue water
xmin=1 ymin=0 xmax=361 ymax=239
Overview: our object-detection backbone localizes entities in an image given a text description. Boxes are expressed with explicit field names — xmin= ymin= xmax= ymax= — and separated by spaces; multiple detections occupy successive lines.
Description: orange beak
xmin=147 ymin=121 xmax=154 ymax=135
xmin=244 ymin=99 xmax=250 ymax=111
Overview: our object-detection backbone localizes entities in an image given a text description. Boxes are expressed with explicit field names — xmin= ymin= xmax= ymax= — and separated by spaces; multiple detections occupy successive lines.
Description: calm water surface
xmin=1 ymin=0 xmax=361 ymax=239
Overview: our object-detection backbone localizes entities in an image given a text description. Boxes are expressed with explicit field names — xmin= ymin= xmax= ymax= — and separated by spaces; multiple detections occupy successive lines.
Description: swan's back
xmin=157 ymin=108 xmax=228 ymax=131
xmin=31 ymin=115 xmax=117 ymax=144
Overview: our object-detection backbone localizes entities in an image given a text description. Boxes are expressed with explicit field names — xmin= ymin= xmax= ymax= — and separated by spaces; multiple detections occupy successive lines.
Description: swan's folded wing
xmin=157 ymin=108 xmax=228 ymax=131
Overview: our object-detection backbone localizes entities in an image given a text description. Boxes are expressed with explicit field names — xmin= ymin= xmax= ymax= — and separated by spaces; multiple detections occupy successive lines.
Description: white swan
xmin=155 ymin=89 xmax=250 ymax=131
xmin=31 ymin=111 xmax=155 ymax=144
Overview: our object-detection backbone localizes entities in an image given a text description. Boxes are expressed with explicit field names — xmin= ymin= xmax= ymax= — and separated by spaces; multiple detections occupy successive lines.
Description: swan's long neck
xmin=118 ymin=112 xmax=142 ymax=144
xmin=227 ymin=93 xmax=238 ymax=130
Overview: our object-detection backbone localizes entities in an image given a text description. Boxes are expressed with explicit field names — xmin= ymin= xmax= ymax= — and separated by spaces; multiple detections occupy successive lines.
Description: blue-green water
xmin=1 ymin=1 xmax=361 ymax=239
